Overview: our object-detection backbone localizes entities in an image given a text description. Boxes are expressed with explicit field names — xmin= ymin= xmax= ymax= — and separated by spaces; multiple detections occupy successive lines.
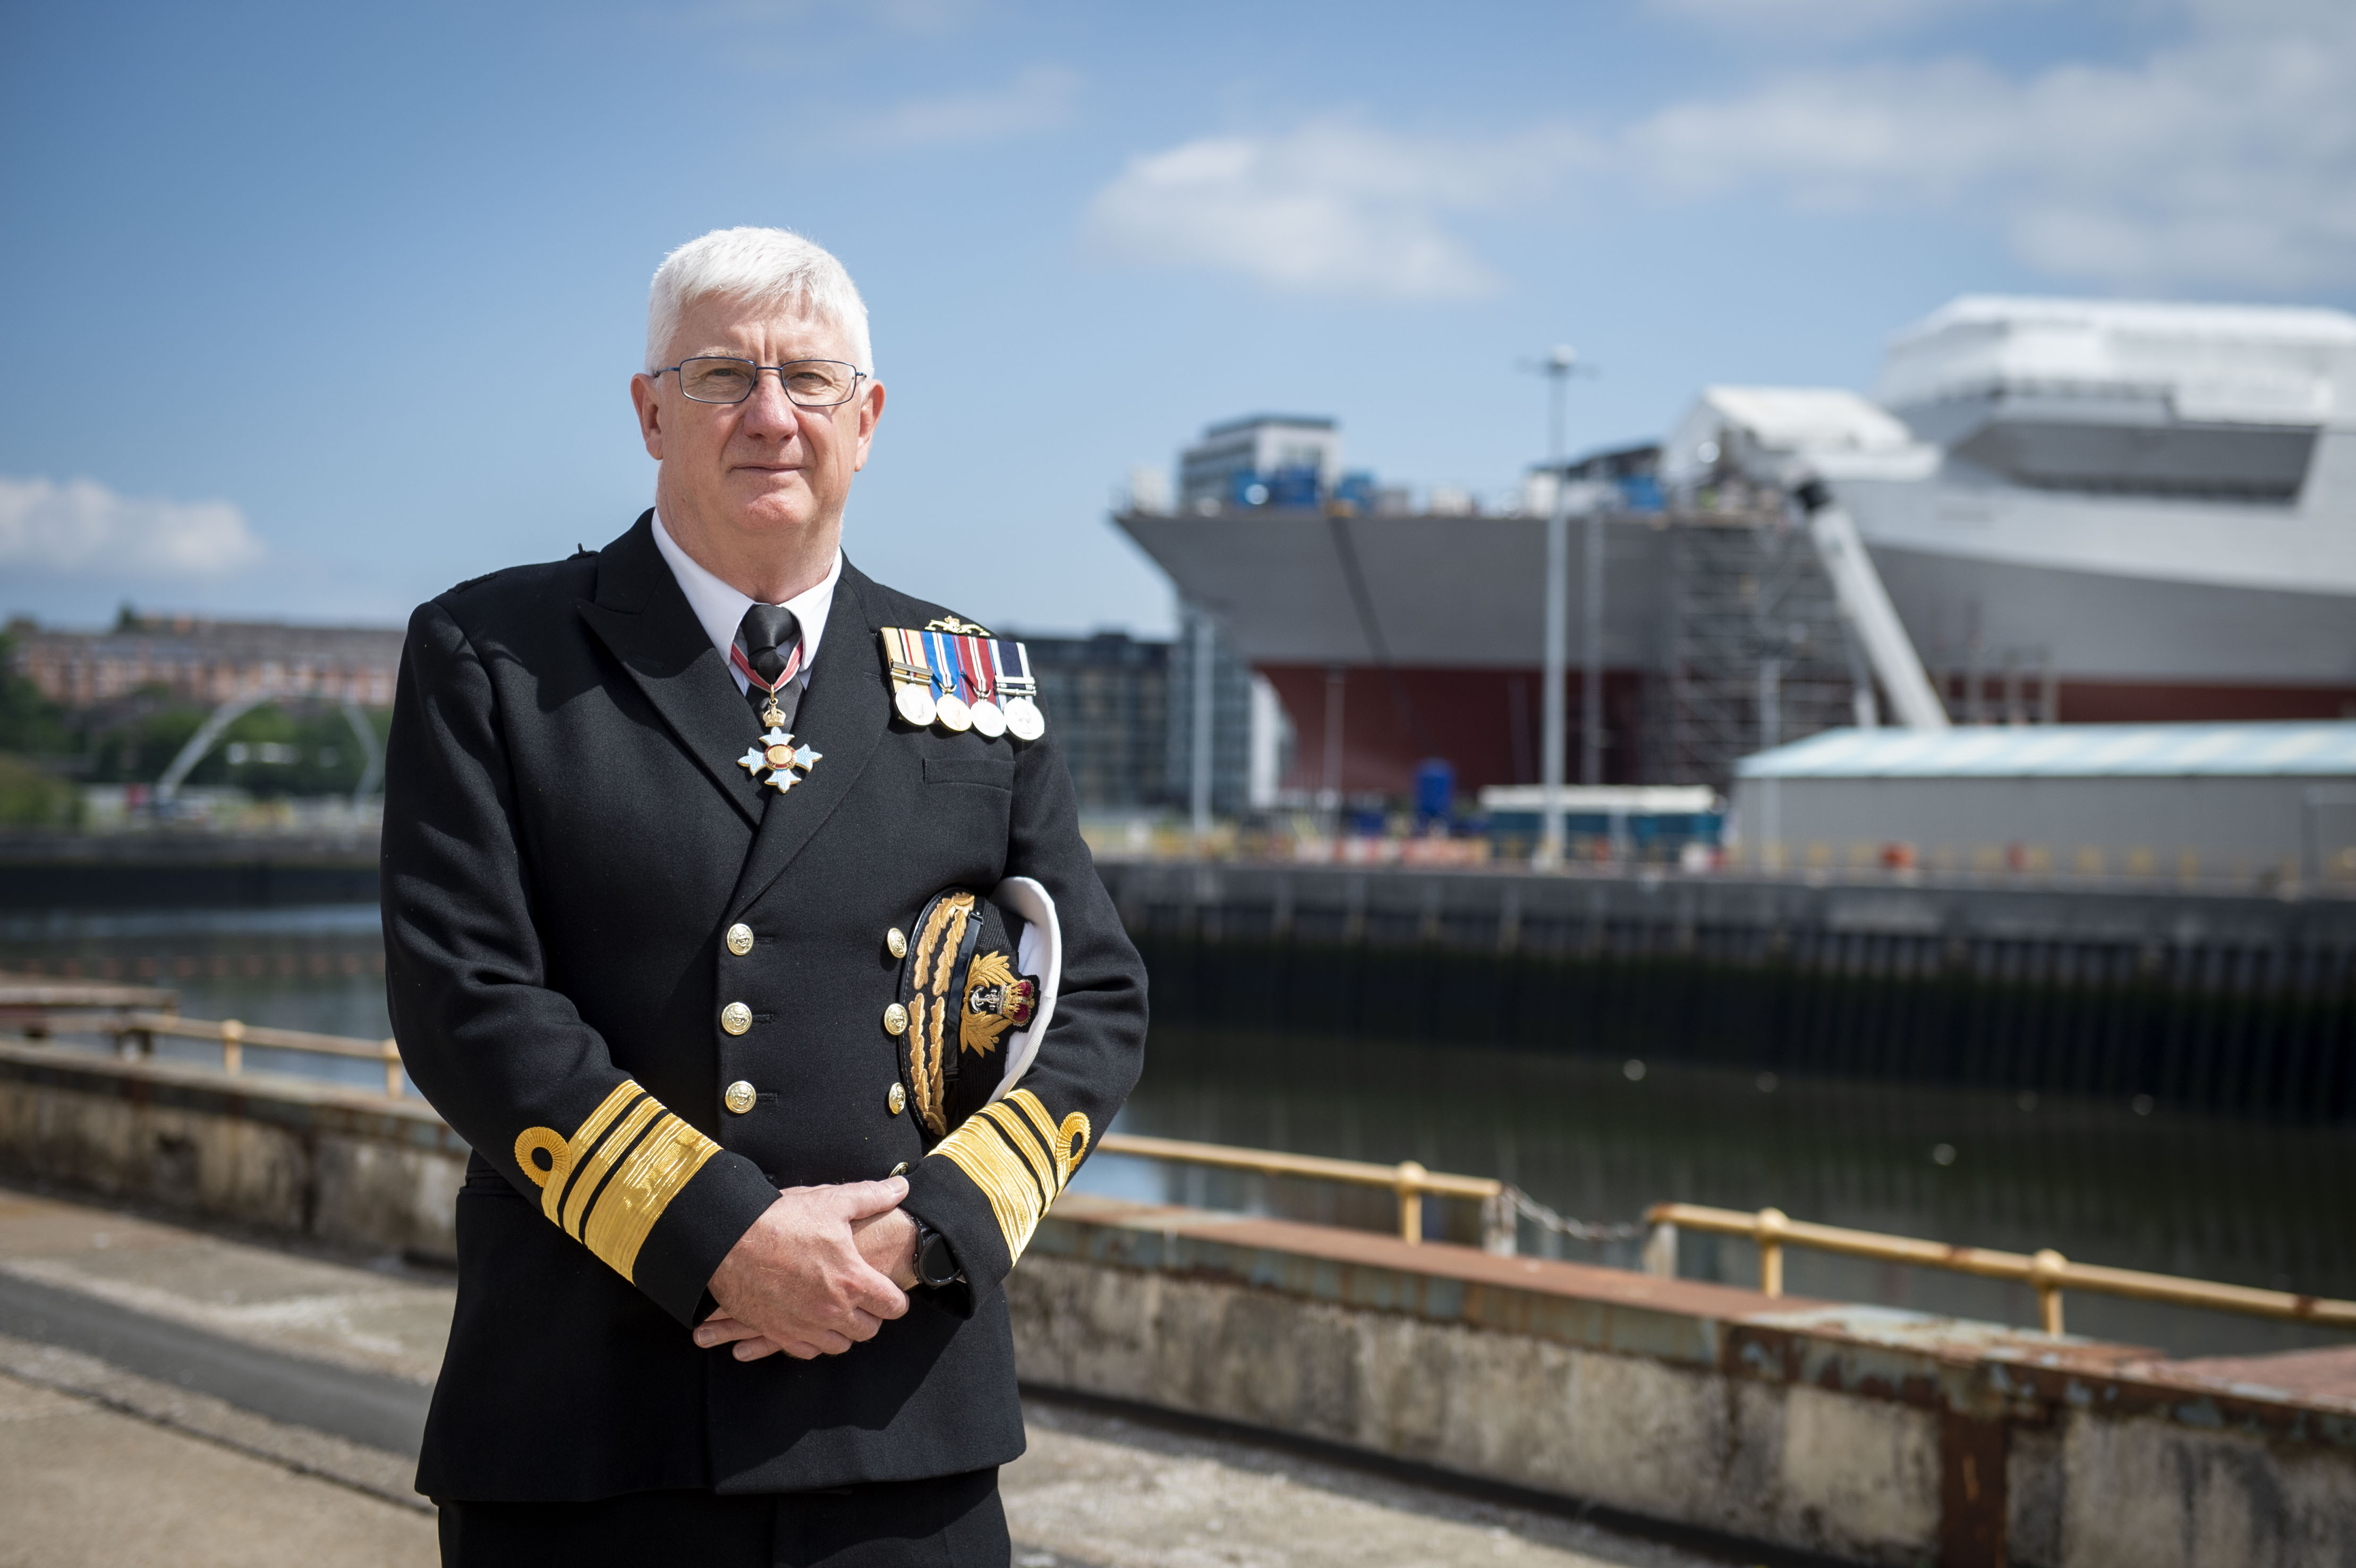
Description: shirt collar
xmin=651 ymin=510 xmax=843 ymax=692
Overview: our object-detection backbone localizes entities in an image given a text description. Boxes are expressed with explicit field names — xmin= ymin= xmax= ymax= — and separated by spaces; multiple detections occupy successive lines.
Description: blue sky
xmin=4 ymin=0 xmax=2350 ymax=636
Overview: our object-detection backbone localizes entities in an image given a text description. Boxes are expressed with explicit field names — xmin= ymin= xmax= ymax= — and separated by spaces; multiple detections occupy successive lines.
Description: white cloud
xmin=0 ymin=476 xmax=266 ymax=578
xmin=1626 ymin=0 xmax=2356 ymax=288
xmin=867 ymin=64 xmax=1078 ymax=149
xmin=1083 ymin=118 xmax=1597 ymax=301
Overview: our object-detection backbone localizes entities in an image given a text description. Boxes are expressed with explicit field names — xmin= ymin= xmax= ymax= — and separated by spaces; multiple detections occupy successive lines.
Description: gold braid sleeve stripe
xmin=513 ymin=1078 xmax=722 ymax=1283
xmin=1005 ymin=1088 xmax=1092 ymax=1189
xmin=934 ymin=1114 xmax=1049 ymax=1263
xmin=582 ymin=1112 xmax=723 ymax=1282
xmin=560 ymin=1095 xmax=666 ymax=1238
xmin=930 ymin=1088 xmax=1093 ymax=1265
xmin=977 ymin=1101 xmax=1058 ymax=1196
xmin=535 ymin=1080 xmax=644 ymax=1226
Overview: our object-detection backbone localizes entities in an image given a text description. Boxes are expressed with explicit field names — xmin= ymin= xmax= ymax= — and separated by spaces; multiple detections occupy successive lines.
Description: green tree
xmin=0 ymin=632 xmax=71 ymax=756
xmin=0 ymin=754 xmax=76 ymax=828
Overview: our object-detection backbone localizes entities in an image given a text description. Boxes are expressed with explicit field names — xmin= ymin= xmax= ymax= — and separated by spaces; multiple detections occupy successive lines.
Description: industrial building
xmin=1730 ymin=721 xmax=2356 ymax=885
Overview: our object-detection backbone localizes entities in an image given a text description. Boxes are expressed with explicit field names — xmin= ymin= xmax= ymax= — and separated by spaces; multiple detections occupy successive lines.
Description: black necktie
xmin=736 ymin=603 xmax=803 ymax=729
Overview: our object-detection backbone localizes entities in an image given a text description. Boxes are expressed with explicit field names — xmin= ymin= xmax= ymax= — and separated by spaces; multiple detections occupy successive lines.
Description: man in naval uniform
xmin=380 ymin=225 xmax=1147 ymax=1564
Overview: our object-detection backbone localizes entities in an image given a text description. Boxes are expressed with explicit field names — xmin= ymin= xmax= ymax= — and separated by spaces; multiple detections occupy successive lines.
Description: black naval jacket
xmin=381 ymin=511 xmax=1146 ymax=1501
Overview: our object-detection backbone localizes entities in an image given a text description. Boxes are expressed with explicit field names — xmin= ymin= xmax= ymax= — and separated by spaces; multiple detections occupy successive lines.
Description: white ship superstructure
xmin=1665 ymin=297 xmax=2356 ymax=715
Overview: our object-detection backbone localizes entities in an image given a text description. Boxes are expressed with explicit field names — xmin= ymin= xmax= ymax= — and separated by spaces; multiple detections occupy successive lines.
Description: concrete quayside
xmin=1 ymin=988 xmax=2350 ymax=1567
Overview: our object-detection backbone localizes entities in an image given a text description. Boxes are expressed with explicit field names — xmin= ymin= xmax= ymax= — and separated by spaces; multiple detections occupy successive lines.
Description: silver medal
xmin=1003 ymin=696 xmax=1045 ymax=742
xmin=895 ymin=683 xmax=937 ymax=727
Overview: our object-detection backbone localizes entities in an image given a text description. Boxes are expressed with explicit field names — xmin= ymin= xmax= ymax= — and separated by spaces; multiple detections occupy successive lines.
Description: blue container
xmin=1334 ymin=471 xmax=1379 ymax=509
xmin=1619 ymin=475 xmax=1665 ymax=512
xmin=1265 ymin=466 xmax=1323 ymax=508
xmin=1414 ymin=757 xmax=1455 ymax=824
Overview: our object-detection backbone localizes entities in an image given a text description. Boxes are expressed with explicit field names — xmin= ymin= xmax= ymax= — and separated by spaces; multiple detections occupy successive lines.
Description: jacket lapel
xmin=725 ymin=561 xmax=892 ymax=917
xmin=576 ymin=512 xmax=767 ymax=831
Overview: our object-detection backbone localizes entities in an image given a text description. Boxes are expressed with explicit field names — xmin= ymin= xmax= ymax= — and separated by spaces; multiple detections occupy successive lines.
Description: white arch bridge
xmin=155 ymin=691 xmax=385 ymax=807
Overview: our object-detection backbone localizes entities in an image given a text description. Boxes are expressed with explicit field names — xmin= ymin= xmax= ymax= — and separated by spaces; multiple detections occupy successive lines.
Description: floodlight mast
xmin=1527 ymin=345 xmax=1589 ymax=870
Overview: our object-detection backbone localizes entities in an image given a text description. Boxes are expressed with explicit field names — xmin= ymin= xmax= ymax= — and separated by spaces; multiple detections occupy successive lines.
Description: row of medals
xmin=894 ymin=677 xmax=1044 ymax=743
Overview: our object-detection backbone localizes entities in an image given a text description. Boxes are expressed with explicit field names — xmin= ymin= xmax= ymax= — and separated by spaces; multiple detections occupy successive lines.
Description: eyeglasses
xmin=655 ymin=356 xmax=866 ymax=407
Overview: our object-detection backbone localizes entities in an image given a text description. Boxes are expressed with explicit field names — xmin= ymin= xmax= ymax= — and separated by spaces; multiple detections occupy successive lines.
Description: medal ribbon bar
xmin=880 ymin=628 xmax=940 ymax=728
xmin=923 ymin=629 xmax=966 ymax=703
xmin=989 ymin=639 xmax=1035 ymax=701
xmin=882 ymin=627 xmax=931 ymax=685
xmin=955 ymin=634 xmax=992 ymax=701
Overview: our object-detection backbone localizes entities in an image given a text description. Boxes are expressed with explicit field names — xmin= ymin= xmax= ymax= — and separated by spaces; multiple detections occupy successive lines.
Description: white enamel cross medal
xmin=737 ymin=696 xmax=821 ymax=794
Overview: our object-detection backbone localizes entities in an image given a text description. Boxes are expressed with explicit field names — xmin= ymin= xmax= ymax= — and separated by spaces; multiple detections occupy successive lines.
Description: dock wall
xmin=1014 ymin=1196 xmax=2356 ymax=1568
xmin=1099 ymin=862 xmax=2356 ymax=1119
xmin=0 ymin=833 xmax=379 ymax=909
xmin=2 ymin=1042 xmax=2350 ymax=1567
xmin=0 ymin=1042 xmax=462 ymax=1257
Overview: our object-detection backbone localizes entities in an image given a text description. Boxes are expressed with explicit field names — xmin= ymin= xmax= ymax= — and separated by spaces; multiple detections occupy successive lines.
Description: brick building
xmin=5 ymin=616 xmax=405 ymax=709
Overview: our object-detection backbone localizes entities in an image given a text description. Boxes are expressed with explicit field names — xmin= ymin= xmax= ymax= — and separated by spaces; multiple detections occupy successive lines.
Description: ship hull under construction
xmin=1115 ymin=495 xmax=2356 ymax=798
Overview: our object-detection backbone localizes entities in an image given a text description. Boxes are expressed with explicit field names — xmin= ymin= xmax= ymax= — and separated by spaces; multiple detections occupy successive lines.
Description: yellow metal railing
xmin=10 ymin=1001 xmax=2353 ymax=1329
xmin=1095 ymin=1131 xmax=1501 ymax=1245
xmin=17 ymin=1008 xmax=409 ymax=1098
xmin=1645 ymin=1201 xmax=2356 ymax=1335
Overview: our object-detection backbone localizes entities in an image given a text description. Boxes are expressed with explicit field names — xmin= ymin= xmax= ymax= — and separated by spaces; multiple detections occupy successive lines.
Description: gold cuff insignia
xmin=929 ymin=1087 xmax=1089 ymax=1265
xmin=513 ymin=1079 xmax=720 ymax=1283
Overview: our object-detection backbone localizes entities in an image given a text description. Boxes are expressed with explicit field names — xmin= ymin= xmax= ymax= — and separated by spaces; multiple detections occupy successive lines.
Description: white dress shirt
xmin=651 ymin=510 xmax=843 ymax=695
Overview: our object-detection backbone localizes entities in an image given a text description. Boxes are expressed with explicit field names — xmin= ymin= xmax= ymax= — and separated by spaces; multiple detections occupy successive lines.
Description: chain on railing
xmin=1489 ymin=1186 xmax=1647 ymax=1248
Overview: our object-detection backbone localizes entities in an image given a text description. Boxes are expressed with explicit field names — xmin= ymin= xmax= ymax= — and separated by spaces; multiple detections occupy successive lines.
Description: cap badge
xmin=960 ymin=949 xmax=1040 ymax=1059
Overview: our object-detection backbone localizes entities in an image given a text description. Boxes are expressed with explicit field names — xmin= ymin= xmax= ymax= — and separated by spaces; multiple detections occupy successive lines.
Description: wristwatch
xmin=911 ymin=1217 xmax=965 ymax=1289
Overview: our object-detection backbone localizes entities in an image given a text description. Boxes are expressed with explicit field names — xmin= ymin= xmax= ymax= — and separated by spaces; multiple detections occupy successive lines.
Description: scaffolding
xmin=1650 ymin=504 xmax=1864 ymax=792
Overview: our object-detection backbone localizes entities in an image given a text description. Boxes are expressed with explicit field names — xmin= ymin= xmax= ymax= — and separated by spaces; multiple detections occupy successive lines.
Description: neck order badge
xmin=731 ymin=640 xmax=822 ymax=793
xmin=880 ymin=622 xmax=1047 ymax=744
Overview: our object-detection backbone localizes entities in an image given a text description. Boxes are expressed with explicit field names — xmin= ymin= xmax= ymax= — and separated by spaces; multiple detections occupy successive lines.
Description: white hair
xmin=644 ymin=226 xmax=874 ymax=376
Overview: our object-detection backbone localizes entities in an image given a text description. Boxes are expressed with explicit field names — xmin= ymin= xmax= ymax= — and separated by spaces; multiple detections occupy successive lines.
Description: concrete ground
xmin=0 ymin=1356 xmax=436 ymax=1568
xmin=0 ymin=1184 xmax=1734 ymax=1568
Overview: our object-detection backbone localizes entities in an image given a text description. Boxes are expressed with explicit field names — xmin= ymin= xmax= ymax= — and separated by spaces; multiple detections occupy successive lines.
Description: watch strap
xmin=912 ymin=1217 xmax=966 ymax=1288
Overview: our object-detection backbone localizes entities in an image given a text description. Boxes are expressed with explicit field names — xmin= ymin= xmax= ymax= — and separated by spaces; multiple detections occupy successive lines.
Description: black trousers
xmin=437 ymin=1468 xmax=1007 ymax=1567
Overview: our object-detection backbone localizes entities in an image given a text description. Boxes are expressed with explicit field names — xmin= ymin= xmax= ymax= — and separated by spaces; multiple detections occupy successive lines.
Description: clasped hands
xmin=695 ymin=1176 xmax=920 ymax=1362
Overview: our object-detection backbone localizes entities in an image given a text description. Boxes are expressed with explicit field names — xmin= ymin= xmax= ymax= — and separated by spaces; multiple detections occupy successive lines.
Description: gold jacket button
xmin=886 ymin=927 xmax=908 ymax=959
xmin=889 ymin=1161 xmax=909 ymax=1176
xmin=726 ymin=923 xmax=755 ymax=957
xmin=882 ymin=1002 xmax=908 ymax=1035
xmin=887 ymin=1082 xmax=907 ymax=1115
xmin=724 ymin=1080 xmax=757 ymax=1115
xmin=720 ymin=1002 xmax=753 ymax=1035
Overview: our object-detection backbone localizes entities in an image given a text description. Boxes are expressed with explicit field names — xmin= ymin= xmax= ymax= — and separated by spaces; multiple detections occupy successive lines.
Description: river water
xmin=7 ymin=904 xmax=2350 ymax=1360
